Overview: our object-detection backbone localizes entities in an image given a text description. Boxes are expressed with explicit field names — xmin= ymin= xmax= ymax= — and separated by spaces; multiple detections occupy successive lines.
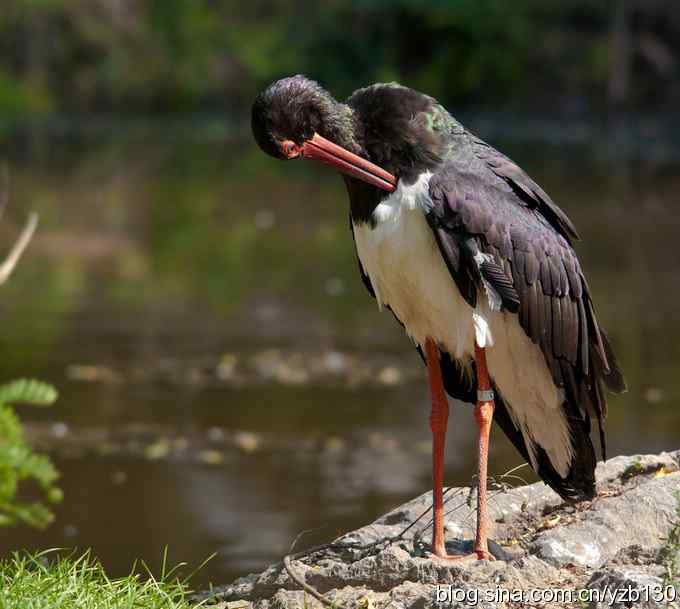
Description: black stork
xmin=251 ymin=75 xmax=626 ymax=561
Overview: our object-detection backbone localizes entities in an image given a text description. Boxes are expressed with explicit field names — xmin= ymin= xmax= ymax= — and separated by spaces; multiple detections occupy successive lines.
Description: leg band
xmin=477 ymin=389 xmax=494 ymax=402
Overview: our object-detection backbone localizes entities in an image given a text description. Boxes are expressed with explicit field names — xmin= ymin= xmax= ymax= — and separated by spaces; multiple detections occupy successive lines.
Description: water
xmin=0 ymin=115 xmax=678 ymax=587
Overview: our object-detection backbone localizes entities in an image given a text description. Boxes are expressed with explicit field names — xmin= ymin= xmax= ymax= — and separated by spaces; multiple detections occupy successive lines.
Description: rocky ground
xmin=197 ymin=451 xmax=680 ymax=609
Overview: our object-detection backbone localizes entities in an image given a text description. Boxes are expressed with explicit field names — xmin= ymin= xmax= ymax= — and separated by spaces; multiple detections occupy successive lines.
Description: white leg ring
xmin=477 ymin=389 xmax=494 ymax=402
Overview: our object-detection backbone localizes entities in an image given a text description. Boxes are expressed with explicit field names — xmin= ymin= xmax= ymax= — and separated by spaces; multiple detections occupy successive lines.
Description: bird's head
xmin=251 ymin=75 xmax=397 ymax=191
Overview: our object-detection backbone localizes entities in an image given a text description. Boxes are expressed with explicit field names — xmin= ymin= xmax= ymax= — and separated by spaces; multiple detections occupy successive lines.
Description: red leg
xmin=425 ymin=337 xmax=496 ymax=562
xmin=473 ymin=342 xmax=496 ymax=561
xmin=424 ymin=338 xmax=450 ymax=558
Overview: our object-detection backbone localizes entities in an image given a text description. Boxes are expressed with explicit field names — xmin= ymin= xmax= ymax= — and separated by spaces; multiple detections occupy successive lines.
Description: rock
xmin=596 ymin=451 xmax=679 ymax=485
xmin=198 ymin=452 xmax=680 ymax=609
xmin=531 ymin=472 xmax=680 ymax=568
xmin=587 ymin=564 xmax=670 ymax=609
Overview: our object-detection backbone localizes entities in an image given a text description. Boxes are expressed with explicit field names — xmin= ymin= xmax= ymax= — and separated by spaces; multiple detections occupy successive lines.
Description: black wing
xmin=423 ymin=135 xmax=625 ymax=500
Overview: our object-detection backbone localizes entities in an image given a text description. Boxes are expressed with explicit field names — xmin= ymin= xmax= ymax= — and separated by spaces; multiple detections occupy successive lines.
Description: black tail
xmin=437 ymin=351 xmax=597 ymax=502
xmin=492 ymin=393 xmax=596 ymax=502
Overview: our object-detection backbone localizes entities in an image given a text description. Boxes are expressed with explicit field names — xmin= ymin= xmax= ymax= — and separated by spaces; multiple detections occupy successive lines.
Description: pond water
xmin=0 ymin=115 xmax=678 ymax=587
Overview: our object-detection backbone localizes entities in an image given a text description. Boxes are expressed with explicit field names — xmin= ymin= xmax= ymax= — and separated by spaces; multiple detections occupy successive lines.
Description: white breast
xmin=352 ymin=172 xmax=476 ymax=359
xmin=352 ymin=172 xmax=573 ymax=477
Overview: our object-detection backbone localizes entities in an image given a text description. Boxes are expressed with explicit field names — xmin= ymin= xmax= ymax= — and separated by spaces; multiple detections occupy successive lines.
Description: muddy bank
xmin=198 ymin=451 xmax=680 ymax=609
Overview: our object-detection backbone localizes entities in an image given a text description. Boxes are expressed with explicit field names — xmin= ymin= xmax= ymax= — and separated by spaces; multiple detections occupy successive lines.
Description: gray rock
xmin=531 ymin=472 xmax=680 ymax=568
xmin=587 ymin=565 xmax=677 ymax=609
xmin=199 ymin=452 xmax=680 ymax=609
xmin=595 ymin=452 xmax=679 ymax=486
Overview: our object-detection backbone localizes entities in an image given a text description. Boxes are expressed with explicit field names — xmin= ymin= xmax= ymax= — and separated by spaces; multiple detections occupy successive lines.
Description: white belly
xmin=353 ymin=172 xmax=476 ymax=360
xmin=352 ymin=172 xmax=573 ymax=476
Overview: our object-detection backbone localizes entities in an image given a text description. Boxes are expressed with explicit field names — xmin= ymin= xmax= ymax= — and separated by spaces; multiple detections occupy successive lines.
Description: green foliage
xmin=0 ymin=378 xmax=58 ymax=406
xmin=0 ymin=549 xmax=206 ymax=609
xmin=0 ymin=378 xmax=61 ymax=529
xmin=0 ymin=0 xmax=676 ymax=115
xmin=0 ymin=69 xmax=51 ymax=117
xmin=621 ymin=455 xmax=643 ymax=480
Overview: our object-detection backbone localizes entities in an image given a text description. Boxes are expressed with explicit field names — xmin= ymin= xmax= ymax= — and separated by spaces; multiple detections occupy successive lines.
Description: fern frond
xmin=0 ymin=377 xmax=61 ymax=529
xmin=0 ymin=379 xmax=58 ymax=407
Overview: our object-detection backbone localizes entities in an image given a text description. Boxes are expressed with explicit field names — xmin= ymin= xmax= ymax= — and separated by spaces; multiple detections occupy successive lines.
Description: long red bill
xmin=281 ymin=133 xmax=397 ymax=192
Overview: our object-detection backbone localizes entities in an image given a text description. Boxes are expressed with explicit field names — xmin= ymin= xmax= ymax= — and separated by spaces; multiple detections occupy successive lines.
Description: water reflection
xmin=0 ymin=117 xmax=678 ymax=586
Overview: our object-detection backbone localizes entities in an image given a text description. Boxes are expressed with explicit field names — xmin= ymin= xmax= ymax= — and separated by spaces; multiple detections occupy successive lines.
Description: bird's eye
xmin=279 ymin=140 xmax=302 ymax=159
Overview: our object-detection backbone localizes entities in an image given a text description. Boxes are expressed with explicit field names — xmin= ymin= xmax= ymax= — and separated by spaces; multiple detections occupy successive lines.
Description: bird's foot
xmin=431 ymin=550 xmax=496 ymax=563
xmin=431 ymin=539 xmax=506 ymax=562
xmin=473 ymin=548 xmax=496 ymax=561
xmin=431 ymin=543 xmax=494 ymax=563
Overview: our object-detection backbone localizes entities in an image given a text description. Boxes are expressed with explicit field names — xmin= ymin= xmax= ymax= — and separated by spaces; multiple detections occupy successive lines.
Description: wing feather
xmin=542 ymin=282 xmax=553 ymax=356
xmin=528 ymin=282 xmax=541 ymax=343
xmin=552 ymin=297 xmax=563 ymax=358
xmin=424 ymin=143 xmax=625 ymax=473
xmin=525 ymin=251 xmax=539 ymax=284
xmin=541 ymin=258 xmax=553 ymax=295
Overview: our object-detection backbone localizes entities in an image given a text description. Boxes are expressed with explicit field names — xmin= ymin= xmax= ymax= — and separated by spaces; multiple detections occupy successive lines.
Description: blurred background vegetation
xmin=0 ymin=0 xmax=679 ymax=591
xmin=0 ymin=0 xmax=679 ymax=118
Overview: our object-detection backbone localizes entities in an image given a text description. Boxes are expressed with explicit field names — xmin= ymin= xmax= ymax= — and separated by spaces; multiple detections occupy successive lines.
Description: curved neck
xmin=318 ymin=103 xmax=363 ymax=157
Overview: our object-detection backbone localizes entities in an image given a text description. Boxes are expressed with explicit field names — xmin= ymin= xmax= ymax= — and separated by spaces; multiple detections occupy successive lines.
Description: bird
xmin=251 ymin=75 xmax=626 ymax=561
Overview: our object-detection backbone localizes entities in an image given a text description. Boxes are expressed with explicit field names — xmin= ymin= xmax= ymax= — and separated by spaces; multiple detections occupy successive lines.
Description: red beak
xmin=280 ymin=133 xmax=397 ymax=192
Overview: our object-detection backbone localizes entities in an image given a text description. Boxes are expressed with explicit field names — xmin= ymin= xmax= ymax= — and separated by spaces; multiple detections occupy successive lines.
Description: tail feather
xmin=599 ymin=330 xmax=627 ymax=394
xmin=493 ymin=392 xmax=596 ymax=502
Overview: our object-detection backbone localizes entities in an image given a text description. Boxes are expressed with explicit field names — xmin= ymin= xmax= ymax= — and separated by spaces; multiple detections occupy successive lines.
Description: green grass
xmin=0 ymin=549 xmax=210 ymax=609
